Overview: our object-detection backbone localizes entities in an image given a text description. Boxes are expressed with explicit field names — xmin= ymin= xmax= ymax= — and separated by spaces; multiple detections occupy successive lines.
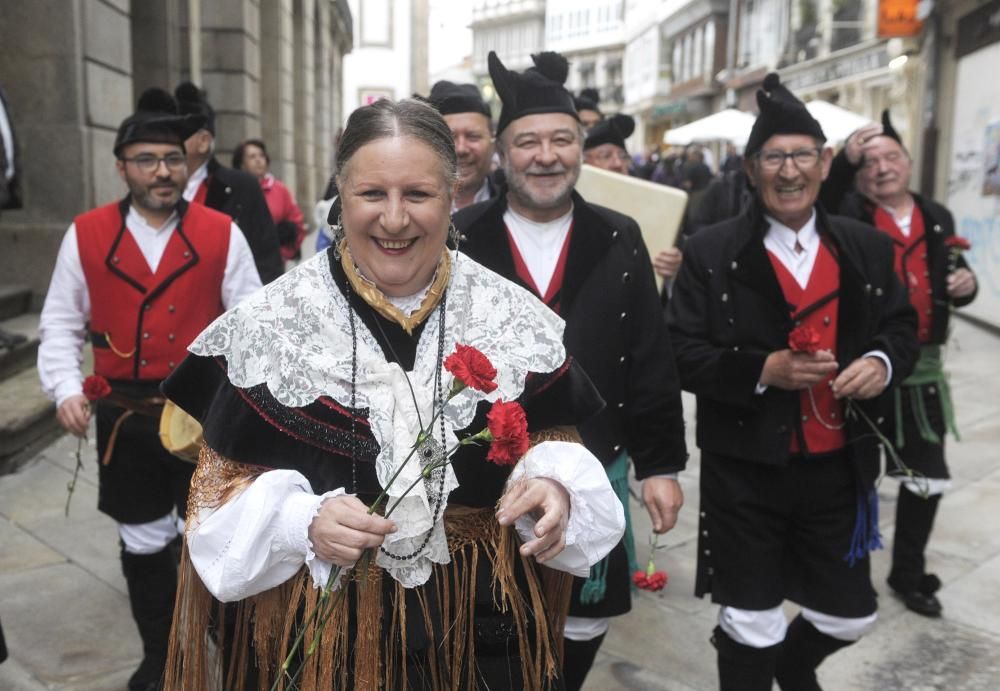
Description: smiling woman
xmin=162 ymin=98 xmax=624 ymax=690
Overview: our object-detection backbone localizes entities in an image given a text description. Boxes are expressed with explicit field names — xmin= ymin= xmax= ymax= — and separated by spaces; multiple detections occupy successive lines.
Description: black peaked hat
xmin=880 ymin=109 xmax=904 ymax=146
xmin=584 ymin=113 xmax=635 ymax=151
xmin=745 ymin=73 xmax=825 ymax=157
xmin=488 ymin=51 xmax=578 ymax=136
xmin=113 ymin=87 xmax=206 ymax=157
xmin=174 ymin=81 xmax=216 ymax=135
xmin=428 ymin=81 xmax=491 ymax=119
xmin=574 ymin=87 xmax=602 ymax=114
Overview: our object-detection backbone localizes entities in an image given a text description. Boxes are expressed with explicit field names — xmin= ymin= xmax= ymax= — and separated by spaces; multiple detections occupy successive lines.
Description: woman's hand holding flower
xmin=308 ymin=495 xmax=397 ymax=567
xmin=497 ymin=477 xmax=570 ymax=564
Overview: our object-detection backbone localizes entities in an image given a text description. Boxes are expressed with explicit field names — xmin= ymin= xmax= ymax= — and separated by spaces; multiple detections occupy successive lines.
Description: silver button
xmin=621 ymin=272 xmax=630 ymax=283
xmin=875 ymin=287 xmax=883 ymax=296
xmin=620 ymin=312 xmax=627 ymax=320
xmin=877 ymin=416 xmax=885 ymax=425
xmin=823 ymin=316 xmax=831 ymax=325
xmin=619 ymin=356 xmax=626 ymax=363
xmin=617 ymin=402 xmax=625 ymax=409
xmin=613 ymin=444 xmax=621 ymax=453
xmin=183 ymin=251 xmax=191 ymax=258
xmin=704 ymin=549 xmax=711 ymax=556
xmin=721 ymin=292 xmax=728 ymax=302
xmin=168 ymin=305 xmax=176 ymax=312
xmin=168 ymin=361 xmax=175 ymax=369
xmin=928 ymin=386 xmax=936 ymax=395
xmin=140 ymin=359 xmax=147 ymax=366
xmin=702 ymin=530 xmax=709 ymax=537
xmin=168 ymin=333 xmax=176 ymax=341
xmin=731 ymin=261 xmax=738 ymax=270
xmin=611 ymin=230 xmax=619 ymax=239
xmin=802 ymin=415 xmax=808 ymax=421
xmin=112 ymin=256 xmax=120 ymax=264
xmin=700 ymin=511 xmax=706 ymax=518
xmin=142 ymin=332 xmax=149 ymax=339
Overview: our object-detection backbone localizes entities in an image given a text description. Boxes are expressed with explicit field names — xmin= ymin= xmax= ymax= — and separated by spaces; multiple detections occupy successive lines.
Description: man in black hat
xmin=427 ymin=80 xmax=499 ymax=211
xmin=574 ymin=87 xmax=604 ymax=130
xmin=455 ymin=51 xmax=687 ymax=691
xmin=667 ymin=73 xmax=919 ymax=690
xmin=820 ymin=111 xmax=978 ymax=619
xmin=37 ymin=89 xmax=261 ymax=691
xmin=173 ymin=81 xmax=283 ymax=284
xmin=583 ymin=112 xmax=634 ymax=175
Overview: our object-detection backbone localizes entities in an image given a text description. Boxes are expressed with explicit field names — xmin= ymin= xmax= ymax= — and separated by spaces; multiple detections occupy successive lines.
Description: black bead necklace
xmin=345 ymin=281 xmax=449 ymax=562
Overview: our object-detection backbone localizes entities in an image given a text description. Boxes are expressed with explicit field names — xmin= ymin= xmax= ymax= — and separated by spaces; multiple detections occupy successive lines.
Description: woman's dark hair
xmin=231 ymin=138 xmax=269 ymax=170
xmin=335 ymin=99 xmax=457 ymax=187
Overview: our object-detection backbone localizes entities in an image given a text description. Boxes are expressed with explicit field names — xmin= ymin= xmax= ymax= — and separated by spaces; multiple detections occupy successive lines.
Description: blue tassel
xmin=843 ymin=488 xmax=883 ymax=567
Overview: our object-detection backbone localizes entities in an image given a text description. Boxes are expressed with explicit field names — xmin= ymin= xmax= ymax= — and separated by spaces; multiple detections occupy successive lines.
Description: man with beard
xmin=668 ymin=74 xmax=918 ymax=690
xmin=821 ymin=111 xmax=977 ymax=618
xmin=427 ymin=80 xmax=499 ymax=211
xmin=455 ymin=51 xmax=687 ymax=691
xmin=173 ymin=81 xmax=284 ymax=283
xmin=37 ymin=89 xmax=261 ymax=691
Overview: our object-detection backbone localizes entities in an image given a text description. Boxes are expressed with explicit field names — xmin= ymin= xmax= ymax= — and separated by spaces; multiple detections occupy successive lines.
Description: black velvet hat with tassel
xmin=428 ymin=81 xmax=492 ymax=119
xmin=745 ymin=72 xmax=825 ymax=157
xmin=113 ymin=87 xmax=206 ymax=157
xmin=488 ymin=51 xmax=579 ymax=136
xmin=574 ymin=87 xmax=602 ymax=116
xmin=584 ymin=113 xmax=635 ymax=151
xmin=174 ymin=81 xmax=216 ymax=135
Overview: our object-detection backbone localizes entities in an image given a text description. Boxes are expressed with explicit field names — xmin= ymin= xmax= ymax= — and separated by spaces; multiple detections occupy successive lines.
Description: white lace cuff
xmin=507 ymin=440 xmax=625 ymax=577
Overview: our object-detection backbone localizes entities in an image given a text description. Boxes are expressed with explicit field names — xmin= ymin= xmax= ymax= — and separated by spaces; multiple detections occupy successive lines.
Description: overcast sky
xmin=428 ymin=0 xmax=473 ymax=75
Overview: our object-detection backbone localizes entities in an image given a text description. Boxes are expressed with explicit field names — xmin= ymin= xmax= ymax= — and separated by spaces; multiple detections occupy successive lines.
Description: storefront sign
xmin=781 ymin=44 xmax=889 ymax=91
xmin=878 ymin=0 xmax=923 ymax=37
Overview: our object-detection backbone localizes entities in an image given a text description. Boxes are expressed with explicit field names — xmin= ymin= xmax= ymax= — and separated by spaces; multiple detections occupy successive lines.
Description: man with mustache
xmin=456 ymin=51 xmax=687 ymax=691
xmin=668 ymin=74 xmax=918 ymax=690
xmin=37 ymin=89 xmax=261 ymax=691
xmin=427 ymin=80 xmax=499 ymax=211
xmin=821 ymin=111 xmax=978 ymax=619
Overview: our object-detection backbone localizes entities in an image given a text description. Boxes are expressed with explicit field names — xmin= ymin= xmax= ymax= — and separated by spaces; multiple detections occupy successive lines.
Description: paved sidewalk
xmin=1 ymin=318 xmax=998 ymax=690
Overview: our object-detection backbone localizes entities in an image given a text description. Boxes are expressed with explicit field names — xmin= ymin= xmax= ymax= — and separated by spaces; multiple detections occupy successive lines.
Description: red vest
xmin=873 ymin=205 xmax=933 ymax=343
xmin=76 ymin=200 xmax=231 ymax=380
xmin=505 ymin=222 xmax=573 ymax=314
xmin=768 ymin=242 xmax=846 ymax=455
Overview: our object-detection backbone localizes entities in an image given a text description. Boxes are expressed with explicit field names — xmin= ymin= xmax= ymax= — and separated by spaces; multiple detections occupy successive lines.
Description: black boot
xmin=712 ymin=625 xmax=781 ymax=691
xmin=888 ymin=486 xmax=942 ymax=617
xmin=562 ymin=632 xmax=606 ymax=691
xmin=120 ymin=545 xmax=179 ymax=691
xmin=775 ymin=615 xmax=853 ymax=691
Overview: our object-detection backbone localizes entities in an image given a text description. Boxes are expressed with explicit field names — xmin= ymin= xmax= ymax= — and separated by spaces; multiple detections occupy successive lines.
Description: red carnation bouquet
xmin=788 ymin=325 xmax=821 ymax=354
xmin=65 ymin=375 xmax=113 ymax=516
xmin=275 ymin=344 xmax=531 ymax=689
xmin=633 ymin=534 xmax=668 ymax=592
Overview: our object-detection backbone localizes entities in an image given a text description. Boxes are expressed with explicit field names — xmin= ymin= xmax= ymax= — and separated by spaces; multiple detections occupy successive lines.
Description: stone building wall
xmin=0 ymin=0 xmax=352 ymax=301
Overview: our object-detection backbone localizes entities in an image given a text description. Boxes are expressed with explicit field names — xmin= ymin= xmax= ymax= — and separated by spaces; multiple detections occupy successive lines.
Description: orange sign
xmin=878 ymin=0 xmax=923 ymax=37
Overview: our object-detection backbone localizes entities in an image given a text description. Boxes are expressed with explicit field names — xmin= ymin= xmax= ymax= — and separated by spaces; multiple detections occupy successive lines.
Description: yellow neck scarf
xmin=339 ymin=240 xmax=451 ymax=335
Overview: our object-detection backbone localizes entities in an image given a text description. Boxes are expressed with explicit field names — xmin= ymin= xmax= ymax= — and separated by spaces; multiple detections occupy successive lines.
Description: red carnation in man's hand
xmin=82 ymin=375 xmax=112 ymax=401
xmin=788 ymin=325 xmax=821 ymax=354
xmin=485 ymin=400 xmax=529 ymax=466
xmin=943 ymin=236 xmax=971 ymax=251
xmin=444 ymin=344 xmax=498 ymax=394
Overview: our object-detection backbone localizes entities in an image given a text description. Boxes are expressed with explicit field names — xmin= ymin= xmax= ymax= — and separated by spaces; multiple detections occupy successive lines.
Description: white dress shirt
xmin=182 ymin=161 xmax=210 ymax=202
xmin=503 ymin=205 xmax=573 ymax=297
xmin=38 ymin=205 xmax=262 ymax=405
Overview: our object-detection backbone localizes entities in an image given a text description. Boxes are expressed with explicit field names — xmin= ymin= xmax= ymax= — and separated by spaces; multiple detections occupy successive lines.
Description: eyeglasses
xmin=590 ymin=149 xmax=632 ymax=165
xmin=120 ymin=153 xmax=187 ymax=173
xmin=755 ymin=148 xmax=822 ymax=171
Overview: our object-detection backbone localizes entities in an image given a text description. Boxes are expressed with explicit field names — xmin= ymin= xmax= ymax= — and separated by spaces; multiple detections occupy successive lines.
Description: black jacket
xmin=455 ymin=191 xmax=687 ymax=478
xmin=667 ymin=200 xmax=919 ymax=486
xmin=204 ymin=158 xmax=283 ymax=284
xmin=820 ymin=150 xmax=977 ymax=344
xmin=0 ymin=87 xmax=22 ymax=211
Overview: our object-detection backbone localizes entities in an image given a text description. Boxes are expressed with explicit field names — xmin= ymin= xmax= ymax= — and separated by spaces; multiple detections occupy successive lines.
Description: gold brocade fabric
xmin=339 ymin=240 xmax=452 ymax=335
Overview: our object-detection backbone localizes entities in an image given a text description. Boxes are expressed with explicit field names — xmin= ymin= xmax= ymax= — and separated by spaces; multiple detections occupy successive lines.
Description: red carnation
xmin=788 ymin=325 xmax=821 ymax=354
xmin=632 ymin=569 xmax=668 ymax=591
xmin=485 ymin=400 xmax=529 ymax=466
xmin=943 ymin=236 xmax=971 ymax=252
xmin=82 ymin=375 xmax=112 ymax=401
xmin=444 ymin=343 xmax=498 ymax=394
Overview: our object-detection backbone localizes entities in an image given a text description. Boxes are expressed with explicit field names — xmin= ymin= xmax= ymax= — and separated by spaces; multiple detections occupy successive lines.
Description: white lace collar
xmin=188 ymin=250 xmax=567 ymax=587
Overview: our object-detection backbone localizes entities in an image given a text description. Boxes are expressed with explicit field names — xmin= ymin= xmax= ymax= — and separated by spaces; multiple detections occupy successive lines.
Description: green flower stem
xmin=846 ymin=399 xmax=928 ymax=497
xmin=64 ymin=436 xmax=86 ymax=517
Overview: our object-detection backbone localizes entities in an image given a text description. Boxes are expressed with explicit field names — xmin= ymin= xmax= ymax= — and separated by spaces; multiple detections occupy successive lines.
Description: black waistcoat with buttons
xmin=455 ymin=190 xmax=687 ymax=479
xmin=667 ymin=198 xmax=920 ymax=487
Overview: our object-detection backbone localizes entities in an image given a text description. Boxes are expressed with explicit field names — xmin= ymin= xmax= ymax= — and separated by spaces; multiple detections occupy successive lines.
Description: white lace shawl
xmin=187 ymin=250 xmax=568 ymax=587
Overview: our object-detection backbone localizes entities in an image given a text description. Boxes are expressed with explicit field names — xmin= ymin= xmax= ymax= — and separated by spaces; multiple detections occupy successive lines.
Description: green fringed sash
xmin=893 ymin=345 xmax=960 ymax=447
xmin=579 ymin=451 xmax=639 ymax=604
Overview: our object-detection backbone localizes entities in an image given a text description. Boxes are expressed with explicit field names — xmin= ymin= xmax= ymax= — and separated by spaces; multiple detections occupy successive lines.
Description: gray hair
xmin=336 ymin=99 xmax=458 ymax=187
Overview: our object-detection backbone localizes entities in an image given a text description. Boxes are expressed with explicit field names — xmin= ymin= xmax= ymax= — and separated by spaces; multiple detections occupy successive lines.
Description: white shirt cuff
xmin=506 ymin=440 xmax=625 ymax=577
xmin=862 ymin=350 xmax=893 ymax=385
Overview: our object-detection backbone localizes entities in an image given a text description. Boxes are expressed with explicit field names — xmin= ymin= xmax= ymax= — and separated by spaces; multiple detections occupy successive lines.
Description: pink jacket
xmin=260 ymin=174 xmax=306 ymax=260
